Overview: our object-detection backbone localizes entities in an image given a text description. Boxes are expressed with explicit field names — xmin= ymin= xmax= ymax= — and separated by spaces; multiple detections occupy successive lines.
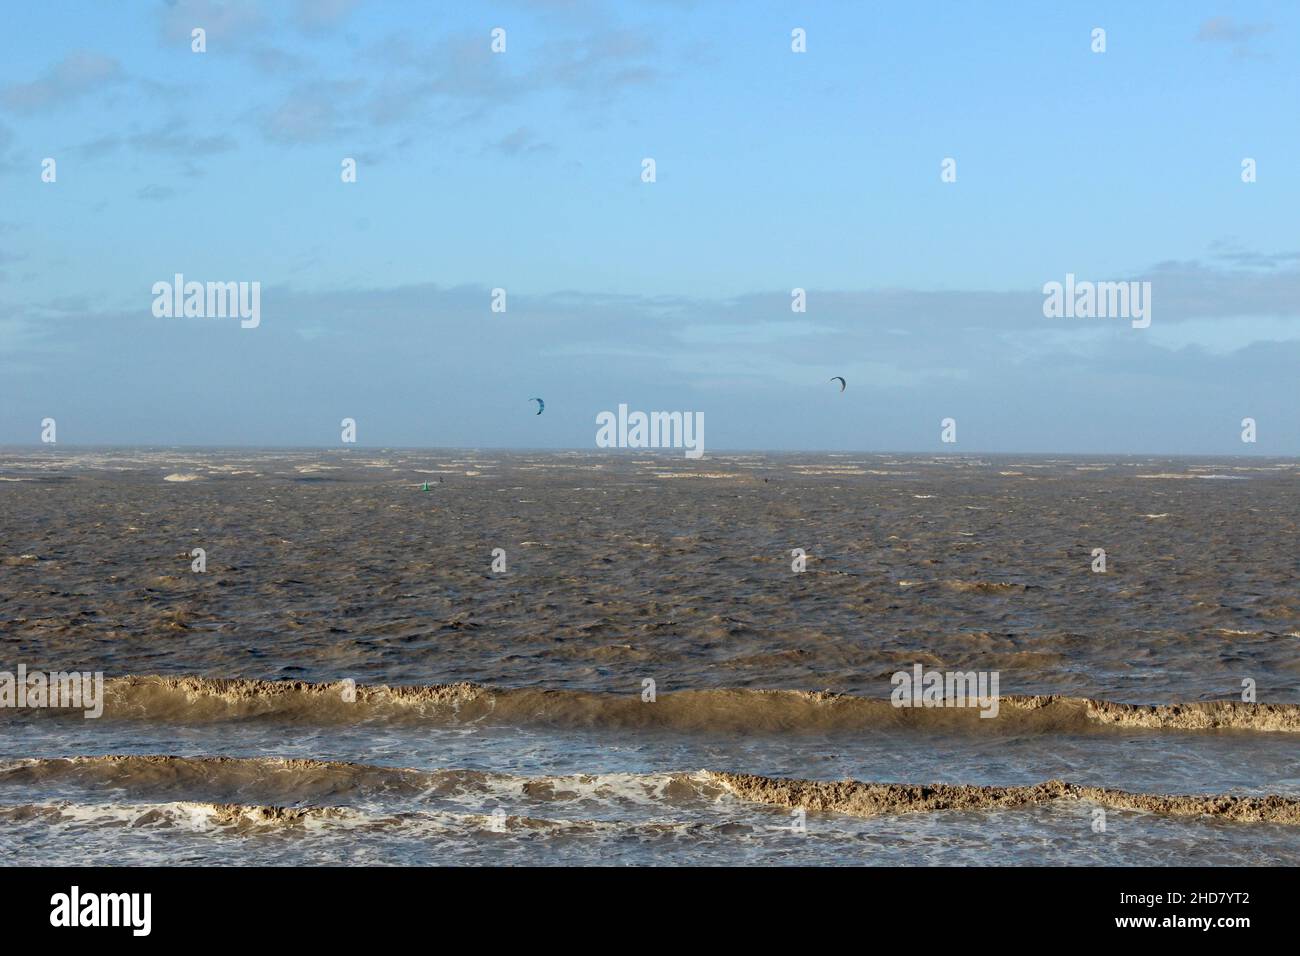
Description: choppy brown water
xmin=1 ymin=449 xmax=1297 ymax=865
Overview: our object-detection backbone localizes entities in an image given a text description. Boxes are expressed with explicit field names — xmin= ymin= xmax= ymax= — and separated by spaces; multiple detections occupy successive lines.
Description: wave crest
xmin=4 ymin=676 xmax=1294 ymax=734
xmin=708 ymin=772 xmax=1300 ymax=824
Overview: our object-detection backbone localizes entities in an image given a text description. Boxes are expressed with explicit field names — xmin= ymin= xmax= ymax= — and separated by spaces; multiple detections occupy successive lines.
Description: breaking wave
xmin=2 ymin=757 xmax=1297 ymax=826
xmin=708 ymin=772 xmax=1300 ymax=825
xmin=5 ymin=676 xmax=1294 ymax=734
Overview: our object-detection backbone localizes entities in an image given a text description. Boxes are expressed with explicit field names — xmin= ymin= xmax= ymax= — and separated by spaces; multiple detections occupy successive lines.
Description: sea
xmin=1 ymin=448 xmax=1297 ymax=865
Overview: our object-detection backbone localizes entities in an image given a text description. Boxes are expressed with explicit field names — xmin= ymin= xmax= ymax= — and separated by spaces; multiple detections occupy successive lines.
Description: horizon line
xmin=1 ymin=444 xmax=1296 ymax=461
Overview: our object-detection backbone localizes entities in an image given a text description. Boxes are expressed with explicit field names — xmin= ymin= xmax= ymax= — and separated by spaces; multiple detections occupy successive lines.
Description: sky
xmin=0 ymin=0 xmax=1297 ymax=454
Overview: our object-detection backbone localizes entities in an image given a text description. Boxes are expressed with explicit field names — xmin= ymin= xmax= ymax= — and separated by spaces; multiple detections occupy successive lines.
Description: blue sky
xmin=1 ymin=0 xmax=1297 ymax=453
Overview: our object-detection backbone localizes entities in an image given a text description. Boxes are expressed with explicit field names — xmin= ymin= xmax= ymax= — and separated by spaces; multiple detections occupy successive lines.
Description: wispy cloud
xmin=484 ymin=126 xmax=552 ymax=157
xmin=293 ymin=0 xmax=361 ymax=35
xmin=136 ymin=184 xmax=177 ymax=201
xmin=72 ymin=117 xmax=236 ymax=161
xmin=0 ymin=51 xmax=123 ymax=114
xmin=1196 ymin=16 xmax=1274 ymax=58
xmin=157 ymin=0 xmax=265 ymax=47
xmin=1207 ymin=240 xmax=1300 ymax=270
xmin=257 ymin=82 xmax=362 ymax=144
xmin=365 ymin=25 xmax=661 ymax=128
